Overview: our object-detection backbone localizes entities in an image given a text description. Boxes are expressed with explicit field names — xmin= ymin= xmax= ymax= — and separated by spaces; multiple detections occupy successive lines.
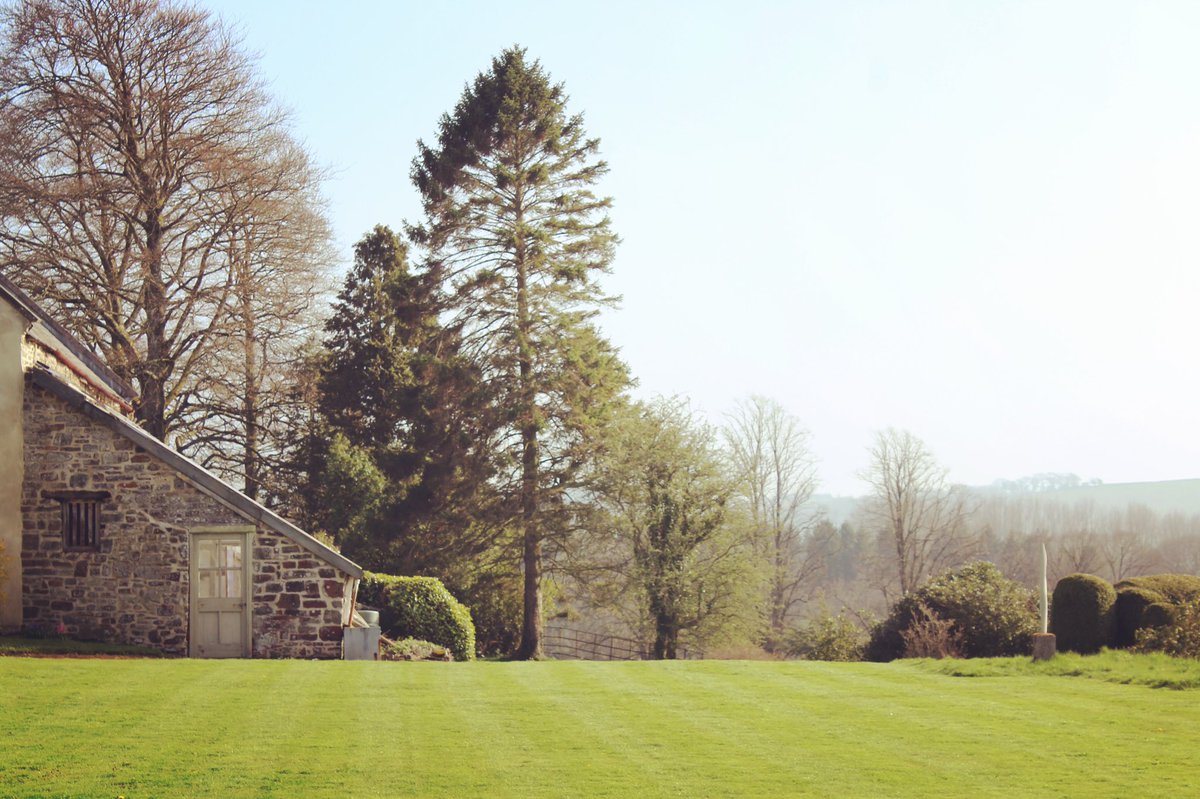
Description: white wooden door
xmin=190 ymin=530 xmax=251 ymax=658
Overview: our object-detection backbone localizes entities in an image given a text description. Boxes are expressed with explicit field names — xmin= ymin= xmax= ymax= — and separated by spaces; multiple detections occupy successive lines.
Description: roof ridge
xmin=0 ymin=272 xmax=138 ymax=401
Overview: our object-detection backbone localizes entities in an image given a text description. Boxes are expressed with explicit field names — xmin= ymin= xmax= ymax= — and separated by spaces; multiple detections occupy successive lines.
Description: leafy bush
xmin=1116 ymin=574 xmax=1200 ymax=604
xmin=358 ymin=573 xmax=476 ymax=661
xmin=1133 ymin=598 xmax=1200 ymax=659
xmin=450 ymin=569 xmax=523 ymax=657
xmin=1114 ymin=587 xmax=1171 ymax=648
xmin=384 ymin=638 xmax=452 ymax=661
xmin=901 ymin=602 xmax=964 ymax=659
xmin=866 ymin=562 xmax=1037 ymax=662
xmin=1050 ymin=574 xmax=1116 ymax=653
xmin=1114 ymin=575 xmax=1200 ymax=649
xmin=786 ymin=606 xmax=871 ymax=662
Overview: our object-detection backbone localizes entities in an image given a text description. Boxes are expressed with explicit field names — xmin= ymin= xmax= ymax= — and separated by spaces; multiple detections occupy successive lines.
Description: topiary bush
xmin=1114 ymin=587 xmax=1169 ymax=648
xmin=865 ymin=562 xmax=1038 ymax=662
xmin=1133 ymin=597 xmax=1200 ymax=659
xmin=358 ymin=572 xmax=476 ymax=661
xmin=1113 ymin=574 xmax=1200 ymax=648
xmin=1050 ymin=573 xmax=1116 ymax=653
xmin=1115 ymin=574 xmax=1200 ymax=604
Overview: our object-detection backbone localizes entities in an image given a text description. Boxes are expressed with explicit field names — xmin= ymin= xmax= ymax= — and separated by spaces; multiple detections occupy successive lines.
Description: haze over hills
xmin=813 ymin=478 xmax=1200 ymax=527
xmin=978 ymin=478 xmax=1200 ymax=516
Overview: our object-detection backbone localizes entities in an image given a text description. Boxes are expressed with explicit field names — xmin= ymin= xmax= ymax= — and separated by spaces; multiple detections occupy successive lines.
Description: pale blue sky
xmin=207 ymin=1 xmax=1200 ymax=495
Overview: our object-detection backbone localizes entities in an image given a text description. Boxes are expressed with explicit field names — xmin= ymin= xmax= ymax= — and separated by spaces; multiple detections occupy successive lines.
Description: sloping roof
xmin=31 ymin=366 xmax=363 ymax=579
xmin=0 ymin=272 xmax=138 ymax=402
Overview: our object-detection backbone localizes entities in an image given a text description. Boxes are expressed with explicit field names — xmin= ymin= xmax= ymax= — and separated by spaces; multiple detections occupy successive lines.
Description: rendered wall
xmin=0 ymin=300 xmax=27 ymax=631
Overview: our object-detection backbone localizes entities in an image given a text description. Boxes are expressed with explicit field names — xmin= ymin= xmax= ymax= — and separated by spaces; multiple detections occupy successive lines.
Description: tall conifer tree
xmin=410 ymin=48 xmax=627 ymax=658
xmin=301 ymin=226 xmax=514 ymax=649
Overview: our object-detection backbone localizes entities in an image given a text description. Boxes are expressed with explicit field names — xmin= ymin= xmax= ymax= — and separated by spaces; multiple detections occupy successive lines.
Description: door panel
xmin=190 ymin=531 xmax=251 ymax=658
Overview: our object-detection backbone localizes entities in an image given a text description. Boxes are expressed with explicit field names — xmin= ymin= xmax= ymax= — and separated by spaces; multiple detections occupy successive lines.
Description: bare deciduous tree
xmin=1096 ymin=504 xmax=1159 ymax=582
xmin=0 ymin=0 xmax=329 ymax=450
xmin=724 ymin=395 xmax=824 ymax=648
xmin=172 ymin=137 xmax=333 ymax=502
xmin=860 ymin=428 xmax=975 ymax=600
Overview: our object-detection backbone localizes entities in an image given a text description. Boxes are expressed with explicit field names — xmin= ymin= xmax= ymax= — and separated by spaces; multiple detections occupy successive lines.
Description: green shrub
xmin=866 ymin=562 xmax=1038 ymax=662
xmin=1114 ymin=587 xmax=1168 ymax=647
xmin=359 ymin=573 xmax=476 ymax=661
xmin=1050 ymin=574 xmax=1116 ymax=653
xmin=786 ymin=606 xmax=871 ymax=662
xmin=449 ymin=569 xmax=522 ymax=657
xmin=1113 ymin=575 xmax=1200 ymax=648
xmin=1143 ymin=602 xmax=1176 ymax=629
xmin=1133 ymin=597 xmax=1200 ymax=659
xmin=900 ymin=602 xmax=963 ymax=659
xmin=1115 ymin=574 xmax=1200 ymax=605
xmin=384 ymin=638 xmax=451 ymax=661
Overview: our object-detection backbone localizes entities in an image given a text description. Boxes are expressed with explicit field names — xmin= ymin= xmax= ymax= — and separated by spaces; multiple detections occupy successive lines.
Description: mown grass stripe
xmin=1 ymin=657 xmax=1198 ymax=798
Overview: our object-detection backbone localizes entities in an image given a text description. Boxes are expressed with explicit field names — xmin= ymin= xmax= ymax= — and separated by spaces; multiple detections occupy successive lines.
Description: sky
xmin=204 ymin=0 xmax=1200 ymax=496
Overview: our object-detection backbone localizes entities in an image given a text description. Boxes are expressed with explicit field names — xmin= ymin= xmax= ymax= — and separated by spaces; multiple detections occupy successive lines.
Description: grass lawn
xmin=0 ymin=636 xmax=161 ymax=658
xmin=1 ymin=654 xmax=1197 ymax=798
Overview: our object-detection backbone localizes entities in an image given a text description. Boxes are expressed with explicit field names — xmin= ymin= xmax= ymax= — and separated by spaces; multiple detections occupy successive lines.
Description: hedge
xmin=1113 ymin=587 xmax=1170 ymax=647
xmin=1049 ymin=574 xmax=1116 ymax=654
xmin=1113 ymin=574 xmax=1200 ymax=648
xmin=358 ymin=573 xmax=476 ymax=661
xmin=1115 ymin=574 xmax=1200 ymax=604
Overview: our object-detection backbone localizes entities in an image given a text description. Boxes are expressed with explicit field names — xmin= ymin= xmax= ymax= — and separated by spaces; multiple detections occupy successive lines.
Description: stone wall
xmin=252 ymin=529 xmax=348 ymax=659
xmin=21 ymin=376 xmax=350 ymax=657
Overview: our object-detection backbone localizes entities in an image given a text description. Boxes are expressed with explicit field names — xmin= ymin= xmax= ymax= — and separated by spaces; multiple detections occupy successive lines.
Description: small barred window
xmin=44 ymin=490 xmax=110 ymax=552
xmin=62 ymin=500 xmax=100 ymax=550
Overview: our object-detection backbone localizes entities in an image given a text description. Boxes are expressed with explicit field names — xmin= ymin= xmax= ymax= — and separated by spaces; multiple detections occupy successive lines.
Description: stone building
xmin=0 ymin=275 xmax=363 ymax=658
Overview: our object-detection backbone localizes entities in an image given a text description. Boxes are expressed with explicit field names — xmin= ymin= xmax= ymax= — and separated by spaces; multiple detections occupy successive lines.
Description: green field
xmin=1 ymin=655 xmax=1197 ymax=798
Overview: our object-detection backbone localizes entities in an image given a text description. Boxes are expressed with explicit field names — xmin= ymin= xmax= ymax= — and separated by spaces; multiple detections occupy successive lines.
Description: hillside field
xmin=1 ymin=655 xmax=1197 ymax=797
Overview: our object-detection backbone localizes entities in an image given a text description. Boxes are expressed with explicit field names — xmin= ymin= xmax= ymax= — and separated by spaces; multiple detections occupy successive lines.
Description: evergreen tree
xmin=320 ymin=228 xmax=502 ymax=572
xmin=308 ymin=225 xmax=518 ymax=652
xmin=410 ymin=47 xmax=628 ymax=658
xmin=318 ymin=226 xmax=420 ymax=450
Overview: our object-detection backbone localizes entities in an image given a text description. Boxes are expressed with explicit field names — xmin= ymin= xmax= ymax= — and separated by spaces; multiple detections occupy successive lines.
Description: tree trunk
xmin=895 ymin=517 xmax=910 ymax=596
xmin=237 ymin=260 xmax=259 ymax=499
xmin=768 ymin=542 xmax=786 ymax=649
xmin=653 ymin=612 xmax=678 ymax=660
xmin=138 ymin=217 xmax=168 ymax=440
xmin=513 ymin=233 xmax=543 ymax=660
xmin=517 ymin=524 xmax=542 ymax=659
xmin=241 ymin=286 xmax=259 ymax=501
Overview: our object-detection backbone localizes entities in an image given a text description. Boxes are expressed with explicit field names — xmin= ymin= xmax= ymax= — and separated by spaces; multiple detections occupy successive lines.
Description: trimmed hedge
xmin=1113 ymin=574 xmax=1200 ymax=648
xmin=1115 ymin=574 xmax=1200 ymax=604
xmin=1133 ymin=597 xmax=1200 ymax=658
xmin=358 ymin=573 xmax=476 ymax=661
xmin=1114 ymin=587 xmax=1170 ymax=648
xmin=1049 ymin=574 xmax=1116 ymax=654
xmin=866 ymin=562 xmax=1038 ymax=662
